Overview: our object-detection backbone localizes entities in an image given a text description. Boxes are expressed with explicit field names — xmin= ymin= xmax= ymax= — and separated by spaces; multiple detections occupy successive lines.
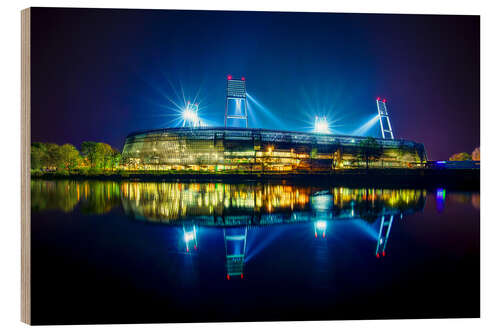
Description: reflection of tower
xmin=311 ymin=191 xmax=333 ymax=223
xmin=225 ymin=75 xmax=248 ymax=128
xmin=375 ymin=215 xmax=393 ymax=258
xmin=224 ymin=227 xmax=247 ymax=280
xmin=314 ymin=221 xmax=327 ymax=239
xmin=376 ymin=97 xmax=394 ymax=139
xmin=183 ymin=225 xmax=198 ymax=252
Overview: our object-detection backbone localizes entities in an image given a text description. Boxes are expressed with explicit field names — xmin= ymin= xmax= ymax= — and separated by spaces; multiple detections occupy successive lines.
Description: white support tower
xmin=182 ymin=225 xmax=198 ymax=252
xmin=375 ymin=214 xmax=394 ymax=258
xmin=376 ymin=97 xmax=394 ymax=139
xmin=225 ymin=75 xmax=248 ymax=128
xmin=223 ymin=227 xmax=247 ymax=280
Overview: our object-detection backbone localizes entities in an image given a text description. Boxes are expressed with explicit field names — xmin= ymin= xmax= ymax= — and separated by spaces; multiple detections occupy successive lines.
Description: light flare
xmin=313 ymin=116 xmax=331 ymax=134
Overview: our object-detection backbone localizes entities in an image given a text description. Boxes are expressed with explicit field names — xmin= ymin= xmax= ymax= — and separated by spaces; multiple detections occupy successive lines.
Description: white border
xmin=1 ymin=0 xmax=499 ymax=332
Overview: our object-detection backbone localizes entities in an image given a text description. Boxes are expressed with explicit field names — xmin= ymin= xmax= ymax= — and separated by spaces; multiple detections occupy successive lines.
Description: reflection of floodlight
xmin=315 ymin=221 xmax=327 ymax=230
xmin=314 ymin=220 xmax=327 ymax=239
xmin=183 ymin=226 xmax=198 ymax=252
xmin=184 ymin=232 xmax=194 ymax=242
xmin=314 ymin=116 xmax=330 ymax=134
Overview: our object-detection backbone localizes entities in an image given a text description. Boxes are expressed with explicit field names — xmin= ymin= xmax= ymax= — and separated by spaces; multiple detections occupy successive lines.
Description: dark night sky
xmin=30 ymin=8 xmax=479 ymax=160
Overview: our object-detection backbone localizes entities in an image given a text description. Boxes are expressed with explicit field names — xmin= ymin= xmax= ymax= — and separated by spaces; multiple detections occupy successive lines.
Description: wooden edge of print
xmin=21 ymin=7 xmax=31 ymax=325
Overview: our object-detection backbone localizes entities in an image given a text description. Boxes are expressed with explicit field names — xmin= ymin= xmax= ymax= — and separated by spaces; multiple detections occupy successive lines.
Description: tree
xmin=95 ymin=142 xmax=115 ymax=170
xmin=416 ymin=146 xmax=427 ymax=165
xmin=31 ymin=142 xmax=49 ymax=170
xmin=111 ymin=149 xmax=122 ymax=171
xmin=358 ymin=137 xmax=383 ymax=169
xmin=449 ymin=152 xmax=472 ymax=161
xmin=81 ymin=141 xmax=117 ymax=170
xmin=472 ymin=147 xmax=480 ymax=161
xmin=81 ymin=141 xmax=98 ymax=168
xmin=31 ymin=143 xmax=64 ymax=170
xmin=44 ymin=143 xmax=62 ymax=170
xmin=59 ymin=144 xmax=82 ymax=170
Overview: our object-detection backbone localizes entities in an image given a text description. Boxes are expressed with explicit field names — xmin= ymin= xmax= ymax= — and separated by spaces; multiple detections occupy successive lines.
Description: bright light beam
xmin=246 ymin=93 xmax=282 ymax=127
xmin=352 ymin=114 xmax=380 ymax=137
xmin=351 ymin=219 xmax=380 ymax=241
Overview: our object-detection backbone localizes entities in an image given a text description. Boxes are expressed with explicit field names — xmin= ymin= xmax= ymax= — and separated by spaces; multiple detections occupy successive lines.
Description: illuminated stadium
xmin=122 ymin=127 xmax=426 ymax=172
xmin=121 ymin=76 xmax=427 ymax=172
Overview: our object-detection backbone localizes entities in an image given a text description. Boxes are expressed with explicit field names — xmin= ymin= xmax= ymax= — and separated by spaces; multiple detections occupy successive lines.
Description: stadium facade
xmin=121 ymin=127 xmax=427 ymax=172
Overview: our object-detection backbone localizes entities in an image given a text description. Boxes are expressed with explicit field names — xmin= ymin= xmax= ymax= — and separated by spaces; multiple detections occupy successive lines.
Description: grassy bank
xmin=30 ymin=168 xmax=479 ymax=190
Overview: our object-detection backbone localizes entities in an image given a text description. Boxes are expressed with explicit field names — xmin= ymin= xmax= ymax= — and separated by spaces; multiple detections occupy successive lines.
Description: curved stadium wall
xmin=122 ymin=127 xmax=427 ymax=172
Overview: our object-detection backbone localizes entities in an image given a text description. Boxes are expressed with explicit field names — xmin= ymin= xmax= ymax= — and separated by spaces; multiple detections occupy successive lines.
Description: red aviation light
xmin=241 ymin=76 xmax=245 ymax=81
xmin=382 ymin=251 xmax=386 ymax=257
xmin=240 ymin=274 xmax=244 ymax=279
xmin=382 ymin=98 xmax=387 ymax=103
xmin=194 ymin=245 xmax=197 ymax=250
xmin=315 ymin=232 xmax=318 ymax=238
xmin=227 ymin=274 xmax=230 ymax=280
xmin=376 ymin=253 xmax=380 ymax=259
xmin=227 ymin=75 xmax=232 ymax=80
xmin=376 ymin=97 xmax=381 ymax=101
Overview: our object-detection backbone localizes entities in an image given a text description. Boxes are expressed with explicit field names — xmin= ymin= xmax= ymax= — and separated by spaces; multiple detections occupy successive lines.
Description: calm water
xmin=30 ymin=180 xmax=480 ymax=324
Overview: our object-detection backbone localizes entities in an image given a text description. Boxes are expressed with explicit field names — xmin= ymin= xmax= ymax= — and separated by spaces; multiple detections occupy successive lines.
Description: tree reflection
xmin=31 ymin=180 xmax=121 ymax=214
xmin=31 ymin=180 xmax=82 ymax=212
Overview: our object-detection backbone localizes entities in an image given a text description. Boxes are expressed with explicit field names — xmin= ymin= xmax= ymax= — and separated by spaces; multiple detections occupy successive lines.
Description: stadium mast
xmin=376 ymin=97 xmax=394 ymax=139
xmin=225 ymin=75 xmax=248 ymax=128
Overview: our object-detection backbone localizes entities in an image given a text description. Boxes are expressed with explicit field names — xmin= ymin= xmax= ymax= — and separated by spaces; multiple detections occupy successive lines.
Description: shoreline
xmin=30 ymin=168 xmax=480 ymax=190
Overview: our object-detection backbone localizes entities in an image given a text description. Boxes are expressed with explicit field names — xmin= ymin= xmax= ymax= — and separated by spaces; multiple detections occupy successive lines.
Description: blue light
xmin=436 ymin=188 xmax=446 ymax=212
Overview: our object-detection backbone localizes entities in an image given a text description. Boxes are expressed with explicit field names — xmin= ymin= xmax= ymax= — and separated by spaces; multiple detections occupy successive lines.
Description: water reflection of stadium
xmin=121 ymin=183 xmax=425 ymax=224
xmin=121 ymin=183 xmax=426 ymax=280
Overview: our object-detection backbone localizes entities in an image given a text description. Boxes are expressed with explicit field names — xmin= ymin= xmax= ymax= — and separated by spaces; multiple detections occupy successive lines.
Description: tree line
xmin=449 ymin=147 xmax=480 ymax=161
xmin=31 ymin=142 xmax=122 ymax=172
